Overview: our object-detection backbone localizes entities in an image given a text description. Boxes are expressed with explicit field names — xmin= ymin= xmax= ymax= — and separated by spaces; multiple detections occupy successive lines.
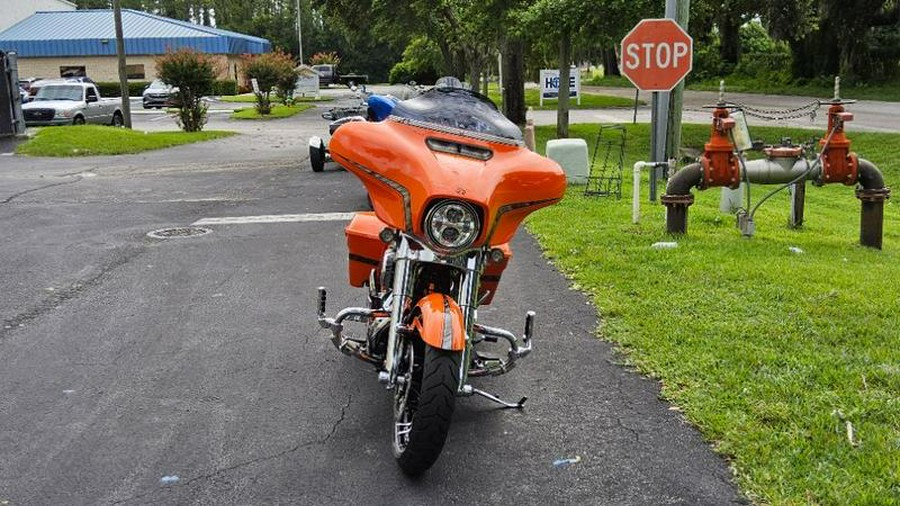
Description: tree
xmin=242 ymin=51 xmax=296 ymax=114
xmin=519 ymin=0 xmax=651 ymax=138
xmin=155 ymin=48 xmax=218 ymax=132
xmin=767 ymin=0 xmax=900 ymax=82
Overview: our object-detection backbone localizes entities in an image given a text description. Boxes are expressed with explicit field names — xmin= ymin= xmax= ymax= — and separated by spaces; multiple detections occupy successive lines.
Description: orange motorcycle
xmin=316 ymin=86 xmax=566 ymax=475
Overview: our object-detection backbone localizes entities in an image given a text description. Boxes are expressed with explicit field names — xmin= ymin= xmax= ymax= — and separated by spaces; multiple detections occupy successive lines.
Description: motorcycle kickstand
xmin=460 ymin=385 xmax=527 ymax=409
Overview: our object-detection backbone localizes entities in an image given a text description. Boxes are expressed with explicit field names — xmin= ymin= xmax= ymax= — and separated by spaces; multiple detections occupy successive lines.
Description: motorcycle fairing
xmin=411 ymin=293 xmax=466 ymax=351
xmin=328 ymin=118 xmax=566 ymax=247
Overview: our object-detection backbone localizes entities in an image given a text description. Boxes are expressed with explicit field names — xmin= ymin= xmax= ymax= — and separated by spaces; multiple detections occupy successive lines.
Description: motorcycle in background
xmin=316 ymin=85 xmax=566 ymax=474
xmin=308 ymin=82 xmax=398 ymax=173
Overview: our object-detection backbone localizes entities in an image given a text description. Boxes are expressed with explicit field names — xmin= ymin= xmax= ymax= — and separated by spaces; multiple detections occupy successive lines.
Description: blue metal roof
xmin=0 ymin=9 xmax=271 ymax=57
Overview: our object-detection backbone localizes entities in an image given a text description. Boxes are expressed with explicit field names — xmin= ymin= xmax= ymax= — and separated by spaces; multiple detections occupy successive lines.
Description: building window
xmin=126 ymin=64 xmax=145 ymax=80
xmin=60 ymin=66 xmax=86 ymax=78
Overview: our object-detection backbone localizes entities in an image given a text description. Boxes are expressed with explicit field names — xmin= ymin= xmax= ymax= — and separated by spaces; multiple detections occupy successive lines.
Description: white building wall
xmin=0 ymin=0 xmax=76 ymax=33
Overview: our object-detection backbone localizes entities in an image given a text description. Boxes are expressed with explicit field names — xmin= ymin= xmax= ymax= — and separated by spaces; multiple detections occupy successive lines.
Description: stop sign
xmin=620 ymin=19 xmax=693 ymax=92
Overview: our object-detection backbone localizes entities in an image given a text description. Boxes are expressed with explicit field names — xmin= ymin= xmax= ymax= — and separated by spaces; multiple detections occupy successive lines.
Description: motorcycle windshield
xmin=390 ymin=88 xmax=523 ymax=143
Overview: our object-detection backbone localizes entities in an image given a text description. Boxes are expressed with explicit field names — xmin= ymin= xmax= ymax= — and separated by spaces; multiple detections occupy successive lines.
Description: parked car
xmin=19 ymin=86 xmax=29 ymax=103
xmin=22 ymin=82 xmax=124 ymax=127
xmin=312 ymin=64 xmax=339 ymax=88
xmin=142 ymin=79 xmax=178 ymax=109
xmin=18 ymin=77 xmax=42 ymax=92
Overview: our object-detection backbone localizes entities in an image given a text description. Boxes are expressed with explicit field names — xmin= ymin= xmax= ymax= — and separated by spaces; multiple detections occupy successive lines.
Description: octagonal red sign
xmin=620 ymin=18 xmax=693 ymax=92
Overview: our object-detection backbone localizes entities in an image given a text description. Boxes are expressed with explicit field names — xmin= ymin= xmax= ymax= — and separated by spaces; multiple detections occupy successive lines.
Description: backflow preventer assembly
xmin=661 ymin=79 xmax=891 ymax=249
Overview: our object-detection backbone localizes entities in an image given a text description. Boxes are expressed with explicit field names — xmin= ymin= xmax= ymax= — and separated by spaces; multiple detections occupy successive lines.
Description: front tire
xmin=310 ymin=142 xmax=325 ymax=172
xmin=73 ymin=115 xmax=85 ymax=125
xmin=393 ymin=344 xmax=461 ymax=476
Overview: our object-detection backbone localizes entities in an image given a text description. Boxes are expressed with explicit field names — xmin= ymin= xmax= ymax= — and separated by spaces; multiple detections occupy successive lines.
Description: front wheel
xmin=393 ymin=343 xmax=461 ymax=475
xmin=310 ymin=142 xmax=325 ymax=172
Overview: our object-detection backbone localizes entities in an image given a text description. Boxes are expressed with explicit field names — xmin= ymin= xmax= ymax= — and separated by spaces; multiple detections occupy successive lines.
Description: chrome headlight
xmin=425 ymin=200 xmax=481 ymax=251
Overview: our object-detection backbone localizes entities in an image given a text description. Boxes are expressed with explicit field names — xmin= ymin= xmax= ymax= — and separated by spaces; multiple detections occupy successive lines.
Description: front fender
xmin=411 ymin=293 xmax=466 ymax=351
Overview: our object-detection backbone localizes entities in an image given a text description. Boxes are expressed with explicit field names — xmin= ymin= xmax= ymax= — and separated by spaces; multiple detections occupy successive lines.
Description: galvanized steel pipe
xmin=741 ymin=158 xmax=818 ymax=184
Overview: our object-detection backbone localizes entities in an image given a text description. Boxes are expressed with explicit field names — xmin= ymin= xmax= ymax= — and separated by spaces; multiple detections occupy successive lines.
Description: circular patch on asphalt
xmin=147 ymin=227 xmax=212 ymax=240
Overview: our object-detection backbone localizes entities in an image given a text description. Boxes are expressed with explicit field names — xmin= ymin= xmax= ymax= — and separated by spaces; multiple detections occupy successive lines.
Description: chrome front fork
xmin=384 ymin=238 xmax=413 ymax=384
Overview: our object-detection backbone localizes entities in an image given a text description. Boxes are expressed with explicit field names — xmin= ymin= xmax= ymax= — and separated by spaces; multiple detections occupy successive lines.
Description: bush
xmin=388 ymin=36 xmax=441 ymax=85
xmin=155 ymin=48 xmax=219 ymax=132
xmin=242 ymin=51 xmax=296 ymax=114
xmin=211 ymin=79 xmax=238 ymax=96
xmin=388 ymin=61 xmax=414 ymax=85
xmin=309 ymin=51 xmax=341 ymax=66
xmin=96 ymin=81 xmax=150 ymax=98
xmin=690 ymin=43 xmax=732 ymax=82
xmin=733 ymin=52 xmax=793 ymax=84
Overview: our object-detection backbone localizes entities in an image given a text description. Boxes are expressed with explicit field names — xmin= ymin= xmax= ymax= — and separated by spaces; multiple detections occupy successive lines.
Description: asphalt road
xmin=0 ymin=104 xmax=751 ymax=505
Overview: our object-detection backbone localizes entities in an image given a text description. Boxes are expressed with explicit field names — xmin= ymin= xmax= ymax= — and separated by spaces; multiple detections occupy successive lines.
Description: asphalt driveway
xmin=0 ymin=105 xmax=747 ymax=505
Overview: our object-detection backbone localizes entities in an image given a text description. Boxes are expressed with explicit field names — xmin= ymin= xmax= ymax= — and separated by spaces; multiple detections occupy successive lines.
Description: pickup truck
xmin=22 ymin=81 xmax=124 ymax=127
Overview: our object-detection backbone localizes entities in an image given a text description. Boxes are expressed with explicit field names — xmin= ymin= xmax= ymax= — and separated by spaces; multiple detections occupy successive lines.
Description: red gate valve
xmin=819 ymin=103 xmax=858 ymax=186
xmin=700 ymin=107 xmax=741 ymax=189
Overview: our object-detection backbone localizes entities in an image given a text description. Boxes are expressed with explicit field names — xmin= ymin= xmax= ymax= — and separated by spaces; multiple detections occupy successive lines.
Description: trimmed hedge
xmin=211 ymin=79 xmax=238 ymax=96
xmin=96 ymin=81 xmax=150 ymax=98
xmin=96 ymin=79 xmax=238 ymax=98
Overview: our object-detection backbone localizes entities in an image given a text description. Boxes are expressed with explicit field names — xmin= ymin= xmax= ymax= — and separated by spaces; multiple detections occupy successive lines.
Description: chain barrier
xmin=724 ymin=100 xmax=821 ymax=122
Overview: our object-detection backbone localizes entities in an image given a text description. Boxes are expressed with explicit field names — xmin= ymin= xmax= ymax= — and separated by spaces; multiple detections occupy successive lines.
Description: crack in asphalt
xmin=0 ymin=245 xmax=145 ymax=342
xmin=325 ymin=394 xmax=353 ymax=442
xmin=111 ymin=393 xmax=355 ymax=505
xmin=615 ymin=416 xmax=642 ymax=444
xmin=0 ymin=175 xmax=84 ymax=204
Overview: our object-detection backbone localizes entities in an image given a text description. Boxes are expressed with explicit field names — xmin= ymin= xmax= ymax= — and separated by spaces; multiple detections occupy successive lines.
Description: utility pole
xmin=113 ymin=0 xmax=132 ymax=128
xmin=296 ymin=0 xmax=303 ymax=63
xmin=666 ymin=0 xmax=691 ymax=161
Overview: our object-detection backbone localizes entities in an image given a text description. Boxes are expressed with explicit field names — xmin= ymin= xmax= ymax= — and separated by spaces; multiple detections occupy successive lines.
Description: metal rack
xmin=584 ymin=124 xmax=626 ymax=198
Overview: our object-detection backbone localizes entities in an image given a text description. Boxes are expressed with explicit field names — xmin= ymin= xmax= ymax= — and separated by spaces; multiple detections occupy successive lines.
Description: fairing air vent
xmin=426 ymin=138 xmax=493 ymax=161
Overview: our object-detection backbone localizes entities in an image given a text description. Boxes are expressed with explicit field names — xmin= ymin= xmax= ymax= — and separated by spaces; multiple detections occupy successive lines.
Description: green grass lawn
xmin=583 ymin=74 xmax=900 ymax=102
xmin=231 ymin=104 xmax=314 ymax=120
xmin=487 ymin=83 xmax=639 ymax=110
xmin=16 ymin=125 xmax=234 ymax=157
xmin=582 ymin=75 xmax=637 ymax=88
xmin=220 ymin=93 xmax=332 ymax=103
xmin=529 ymin=122 xmax=899 ymax=505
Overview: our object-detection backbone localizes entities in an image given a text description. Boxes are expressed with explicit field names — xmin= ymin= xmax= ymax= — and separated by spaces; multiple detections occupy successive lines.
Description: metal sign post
xmin=620 ymin=4 xmax=692 ymax=202
xmin=651 ymin=0 xmax=676 ymax=201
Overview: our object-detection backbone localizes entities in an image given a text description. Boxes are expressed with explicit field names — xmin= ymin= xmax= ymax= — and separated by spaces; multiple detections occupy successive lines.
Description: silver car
xmin=142 ymin=79 xmax=177 ymax=109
